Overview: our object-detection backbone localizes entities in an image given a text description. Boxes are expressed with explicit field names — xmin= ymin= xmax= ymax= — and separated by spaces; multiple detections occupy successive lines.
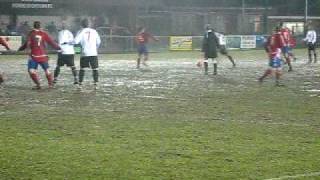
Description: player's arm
xmin=151 ymin=35 xmax=159 ymax=41
xmin=73 ymin=30 xmax=84 ymax=45
xmin=45 ymin=33 xmax=60 ymax=50
xmin=214 ymin=34 xmax=220 ymax=49
xmin=135 ymin=34 xmax=140 ymax=44
xmin=303 ymin=31 xmax=310 ymax=42
xmin=311 ymin=31 xmax=317 ymax=44
xmin=148 ymin=32 xmax=159 ymax=41
xmin=96 ymin=31 xmax=101 ymax=48
xmin=18 ymin=37 xmax=29 ymax=51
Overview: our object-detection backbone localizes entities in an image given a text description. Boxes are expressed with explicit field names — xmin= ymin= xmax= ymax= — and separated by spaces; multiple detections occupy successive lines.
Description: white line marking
xmin=265 ymin=171 xmax=320 ymax=180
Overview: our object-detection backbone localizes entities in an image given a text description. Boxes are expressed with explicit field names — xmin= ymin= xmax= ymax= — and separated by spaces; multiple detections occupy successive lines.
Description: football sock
xmin=228 ymin=55 xmax=236 ymax=67
xmin=29 ymin=72 xmax=40 ymax=86
xmin=54 ymin=66 xmax=60 ymax=79
xmin=275 ymin=71 xmax=281 ymax=85
xmin=259 ymin=69 xmax=272 ymax=82
xmin=79 ymin=69 xmax=85 ymax=84
xmin=204 ymin=62 xmax=208 ymax=74
xmin=71 ymin=66 xmax=78 ymax=81
xmin=213 ymin=63 xmax=217 ymax=75
xmin=286 ymin=58 xmax=293 ymax=71
xmin=137 ymin=58 xmax=141 ymax=68
xmin=93 ymin=69 xmax=99 ymax=83
xmin=308 ymin=53 xmax=312 ymax=63
xmin=0 ymin=74 xmax=3 ymax=84
xmin=45 ymin=71 xmax=53 ymax=86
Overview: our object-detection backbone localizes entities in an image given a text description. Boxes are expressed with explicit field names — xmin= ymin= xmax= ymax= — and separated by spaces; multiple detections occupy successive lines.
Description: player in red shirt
xmin=280 ymin=25 xmax=294 ymax=71
xmin=18 ymin=21 xmax=60 ymax=89
xmin=135 ymin=27 xmax=159 ymax=68
xmin=0 ymin=37 xmax=11 ymax=85
xmin=259 ymin=27 xmax=284 ymax=86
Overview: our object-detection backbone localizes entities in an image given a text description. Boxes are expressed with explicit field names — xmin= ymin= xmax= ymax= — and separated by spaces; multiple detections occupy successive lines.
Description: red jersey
xmin=19 ymin=29 xmax=60 ymax=62
xmin=280 ymin=28 xmax=292 ymax=46
xmin=0 ymin=37 xmax=10 ymax=50
xmin=267 ymin=33 xmax=283 ymax=59
xmin=136 ymin=32 xmax=154 ymax=44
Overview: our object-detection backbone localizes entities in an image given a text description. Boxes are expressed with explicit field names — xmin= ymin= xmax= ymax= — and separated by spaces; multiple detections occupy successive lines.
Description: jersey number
xmin=35 ymin=35 xmax=42 ymax=47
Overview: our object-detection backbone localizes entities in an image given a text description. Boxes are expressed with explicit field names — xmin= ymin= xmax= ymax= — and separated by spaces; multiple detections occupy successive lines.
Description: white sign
xmin=12 ymin=3 xmax=53 ymax=9
xmin=241 ymin=35 xmax=256 ymax=49
xmin=21 ymin=0 xmax=50 ymax=2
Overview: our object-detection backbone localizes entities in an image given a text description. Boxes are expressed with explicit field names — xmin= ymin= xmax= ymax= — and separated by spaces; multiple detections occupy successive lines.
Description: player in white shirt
xmin=53 ymin=22 xmax=78 ymax=85
xmin=303 ymin=26 xmax=317 ymax=63
xmin=74 ymin=19 xmax=101 ymax=89
xmin=214 ymin=31 xmax=236 ymax=67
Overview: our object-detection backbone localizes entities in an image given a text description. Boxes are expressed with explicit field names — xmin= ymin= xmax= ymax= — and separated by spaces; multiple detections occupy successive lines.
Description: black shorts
xmin=57 ymin=54 xmax=75 ymax=67
xmin=80 ymin=56 xmax=98 ymax=69
xmin=307 ymin=43 xmax=316 ymax=51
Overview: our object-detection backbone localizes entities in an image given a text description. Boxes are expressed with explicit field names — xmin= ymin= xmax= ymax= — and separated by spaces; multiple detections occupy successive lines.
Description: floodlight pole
xmin=304 ymin=0 xmax=308 ymax=30
xmin=241 ymin=0 xmax=245 ymax=34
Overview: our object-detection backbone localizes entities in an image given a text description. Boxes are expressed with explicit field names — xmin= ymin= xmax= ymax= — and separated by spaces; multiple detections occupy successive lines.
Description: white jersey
xmin=58 ymin=29 xmax=75 ymax=55
xmin=74 ymin=28 xmax=101 ymax=57
xmin=214 ymin=32 xmax=226 ymax=46
xmin=304 ymin=30 xmax=317 ymax=44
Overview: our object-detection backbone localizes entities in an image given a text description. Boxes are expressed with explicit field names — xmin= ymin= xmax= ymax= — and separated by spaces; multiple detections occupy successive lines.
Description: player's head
xmin=61 ymin=22 xmax=67 ymax=30
xmin=33 ymin=21 xmax=41 ymax=29
xmin=81 ymin=19 xmax=89 ymax=28
xmin=205 ymin=24 xmax=211 ymax=30
xmin=279 ymin=22 xmax=284 ymax=28
xmin=138 ymin=26 xmax=145 ymax=33
xmin=274 ymin=26 xmax=281 ymax=32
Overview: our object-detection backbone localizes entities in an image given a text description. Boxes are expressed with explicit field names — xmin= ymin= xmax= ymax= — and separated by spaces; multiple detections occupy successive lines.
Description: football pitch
xmin=0 ymin=49 xmax=320 ymax=179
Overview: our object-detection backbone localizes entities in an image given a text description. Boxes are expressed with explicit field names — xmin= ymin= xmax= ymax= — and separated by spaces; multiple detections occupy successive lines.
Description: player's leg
xmin=137 ymin=55 xmax=141 ymax=69
xmin=227 ymin=54 xmax=236 ymax=67
xmin=259 ymin=68 xmax=272 ymax=83
xmin=285 ymin=54 xmax=293 ymax=71
xmin=283 ymin=47 xmax=293 ymax=71
xmin=53 ymin=53 xmax=63 ymax=83
xmin=40 ymin=62 xmax=53 ymax=88
xmin=203 ymin=58 xmax=209 ymax=75
xmin=307 ymin=43 xmax=313 ymax=63
xmin=79 ymin=57 xmax=89 ymax=86
xmin=66 ymin=54 xmax=78 ymax=84
xmin=275 ymin=69 xmax=282 ymax=86
xmin=272 ymin=57 xmax=283 ymax=86
xmin=212 ymin=58 xmax=218 ymax=75
xmin=312 ymin=45 xmax=317 ymax=63
xmin=142 ymin=46 xmax=149 ymax=67
xmin=137 ymin=45 xmax=143 ymax=68
xmin=71 ymin=66 xmax=78 ymax=84
xmin=89 ymin=56 xmax=99 ymax=89
xmin=0 ymin=73 xmax=4 ymax=85
xmin=259 ymin=59 xmax=273 ymax=83
xmin=28 ymin=59 xmax=41 ymax=89
xmin=53 ymin=65 xmax=60 ymax=84
xmin=221 ymin=47 xmax=235 ymax=67
xmin=288 ymin=48 xmax=297 ymax=61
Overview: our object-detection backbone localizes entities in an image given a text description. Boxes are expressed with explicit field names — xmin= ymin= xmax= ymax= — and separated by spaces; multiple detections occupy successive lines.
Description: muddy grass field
xmin=0 ymin=49 xmax=320 ymax=179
